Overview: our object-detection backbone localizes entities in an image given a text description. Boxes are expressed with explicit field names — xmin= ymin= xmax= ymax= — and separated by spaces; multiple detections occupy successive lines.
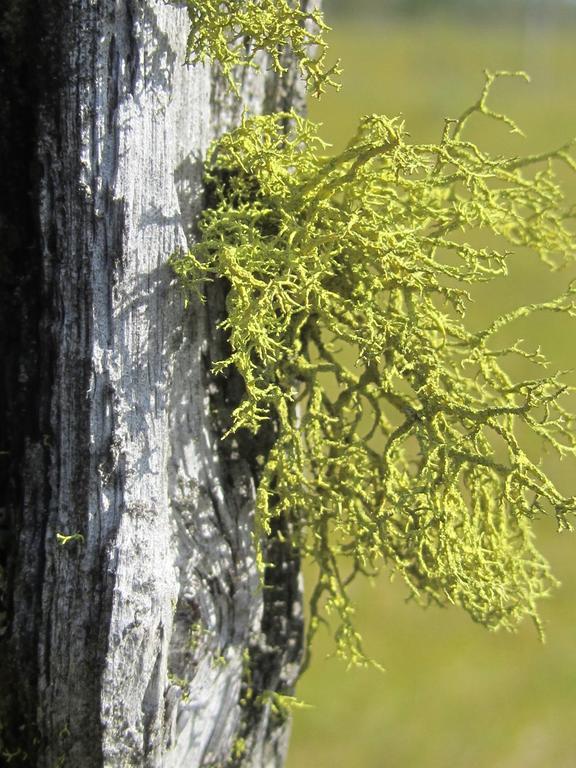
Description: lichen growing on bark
xmin=172 ymin=72 xmax=576 ymax=666
xmin=180 ymin=0 xmax=340 ymax=95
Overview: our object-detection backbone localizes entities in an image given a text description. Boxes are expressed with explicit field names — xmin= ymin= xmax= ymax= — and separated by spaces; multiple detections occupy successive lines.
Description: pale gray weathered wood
xmin=0 ymin=1 xmax=314 ymax=765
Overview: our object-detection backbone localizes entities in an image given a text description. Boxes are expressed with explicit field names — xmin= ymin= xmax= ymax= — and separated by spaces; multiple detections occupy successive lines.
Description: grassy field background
xmin=287 ymin=16 xmax=576 ymax=768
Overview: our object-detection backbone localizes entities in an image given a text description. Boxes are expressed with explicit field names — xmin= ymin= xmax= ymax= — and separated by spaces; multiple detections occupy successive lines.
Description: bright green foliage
xmin=180 ymin=0 xmax=340 ymax=96
xmin=172 ymin=73 xmax=576 ymax=666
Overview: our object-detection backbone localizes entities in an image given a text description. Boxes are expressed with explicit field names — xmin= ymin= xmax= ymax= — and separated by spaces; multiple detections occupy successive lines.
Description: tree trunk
xmin=0 ymin=2 xmax=309 ymax=766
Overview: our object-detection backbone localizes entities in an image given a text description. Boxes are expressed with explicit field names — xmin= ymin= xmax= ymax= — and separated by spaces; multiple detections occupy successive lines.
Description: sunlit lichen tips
xmin=181 ymin=0 xmax=341 ymax=96
xmin=172 ymin=72 xmax=576 ymax=666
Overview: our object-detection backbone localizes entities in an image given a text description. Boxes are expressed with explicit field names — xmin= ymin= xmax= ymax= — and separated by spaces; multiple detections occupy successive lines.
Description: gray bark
xmin=0 ymin=1 xmax=310 ymax=766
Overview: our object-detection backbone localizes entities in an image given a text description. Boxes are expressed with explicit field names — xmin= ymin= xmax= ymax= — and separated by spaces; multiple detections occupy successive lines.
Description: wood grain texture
xmin=0 ymin=1 xmax=318 ymax=765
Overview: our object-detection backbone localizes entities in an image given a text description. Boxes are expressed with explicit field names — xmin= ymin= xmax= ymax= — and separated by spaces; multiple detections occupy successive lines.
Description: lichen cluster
xmin=172 ymin=72 xmax=576 ymax=665
xmin=180 ymin=0 xmax=340 ymax=95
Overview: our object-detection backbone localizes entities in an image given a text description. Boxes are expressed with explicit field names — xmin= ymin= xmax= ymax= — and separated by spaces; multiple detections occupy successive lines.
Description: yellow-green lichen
xmin=256 ymin=690 xmax=312 ymax=720
xmin=231 ymin=737 xmax=246 ymax=760
xmin=172 ymin=72 xmax=576 ymax=666
xmin=55 ymin=532 xmax=84 ymax=547
xmin=180 ymin=0 xmax=340 ymax=96
xmin=167 ymin=672 xmax=191 ymax=702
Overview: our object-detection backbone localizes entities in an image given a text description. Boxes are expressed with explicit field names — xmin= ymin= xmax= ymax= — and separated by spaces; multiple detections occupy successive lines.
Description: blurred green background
xmin=288 ymin=4 xmax=576 ymax=768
